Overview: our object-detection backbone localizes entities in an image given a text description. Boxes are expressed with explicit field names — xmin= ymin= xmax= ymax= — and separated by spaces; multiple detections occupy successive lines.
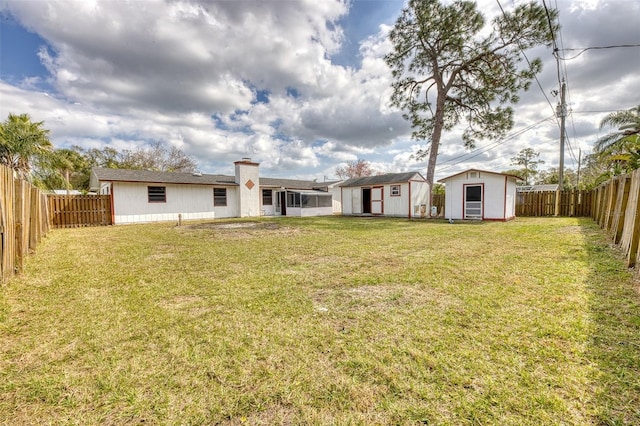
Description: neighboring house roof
xmin=517 ymin=184 xmax=559 ymax=192
xmin=438 ymin=169 xmax=522 ymax=182
xmin=340 ymin=172 xmax=424 ymax=187
xmin=50 ymin=189 xmax=84 ymax=195
xmin=92 ymin=167 xmax=238 ymax=186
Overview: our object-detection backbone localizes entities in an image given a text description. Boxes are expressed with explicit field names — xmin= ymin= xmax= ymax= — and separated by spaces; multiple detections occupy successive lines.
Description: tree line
xmin=0 ymin=113 xmax=196 ymax=192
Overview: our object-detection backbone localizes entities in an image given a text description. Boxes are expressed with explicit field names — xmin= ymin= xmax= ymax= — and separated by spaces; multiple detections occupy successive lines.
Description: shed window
xmin=148 ymin=186 xmax=166 ymax=203
xmin=214 ymin=188 xmax=227 ymax=206
xmin=262 ymin=189 xmax=273 ymax=205
xmin=390 ymin=185 xmax=401 ymax=196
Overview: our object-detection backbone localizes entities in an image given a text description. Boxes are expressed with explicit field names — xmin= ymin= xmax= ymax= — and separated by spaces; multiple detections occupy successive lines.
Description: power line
xmin=555 ymin=44 xmax=640 ymax=61
xmin=572 ymin=109 xmax=636 ymax=114
xmin=436 ymin=116 xmax=556 ymax=170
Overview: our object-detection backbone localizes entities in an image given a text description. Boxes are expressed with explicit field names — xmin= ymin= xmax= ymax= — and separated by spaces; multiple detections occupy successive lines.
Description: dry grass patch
xmin=311 ymin=284 xmax=458 ymax=314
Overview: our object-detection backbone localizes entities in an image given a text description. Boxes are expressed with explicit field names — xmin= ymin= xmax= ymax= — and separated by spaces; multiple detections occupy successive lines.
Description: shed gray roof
xmin=92 ymin=168 xmax=238 ymax=186
xmin=340 ymin=172 xmax=424 ymax=188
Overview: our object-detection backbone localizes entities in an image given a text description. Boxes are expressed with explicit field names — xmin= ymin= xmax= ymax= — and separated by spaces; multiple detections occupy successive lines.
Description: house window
xmin=390 ymin=185 xmax=401 ymax=196
xmin=214 ymin=188 xmax=227 ymax=206
xmin=148 ymin=186 xmax=166 ymax=203
xmin=262 ymin=189 xmax=273 ymax=205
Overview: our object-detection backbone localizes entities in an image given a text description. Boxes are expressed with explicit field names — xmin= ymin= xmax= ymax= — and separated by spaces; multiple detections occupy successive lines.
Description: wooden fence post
xmin=620 ymin=170 xmax=640 ymax=268
xmin=610 ymin=175 xmax=631 ymax=245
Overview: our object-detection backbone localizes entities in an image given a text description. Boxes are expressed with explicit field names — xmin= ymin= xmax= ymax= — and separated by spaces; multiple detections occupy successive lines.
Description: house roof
xmin=260 ymin=177 xmax=337 ymax=191
xmin=91 ymin=167 xmax=339 ymax=191
xmin=437 ymin=169 xmax=522 ymax=183
xmin=339 ymin=172 xmax=424 ymax=188
xmin=287 ymin=189 xmax=334 ymax=195
xmin=92 ymin=167 xmax=238 ymax=186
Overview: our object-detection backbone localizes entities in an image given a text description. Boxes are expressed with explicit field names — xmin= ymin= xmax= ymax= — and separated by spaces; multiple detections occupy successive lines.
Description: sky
xmin=1 ymin=0 xmax=639 ymax=182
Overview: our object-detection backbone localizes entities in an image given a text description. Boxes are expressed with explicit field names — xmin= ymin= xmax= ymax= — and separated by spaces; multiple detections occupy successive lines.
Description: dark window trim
xmin=213 ymin=187 xmax=227 ymax=207
xmin=262 ymin=189 xmax=273 ymax=206
xmin=148 ymin=186 xmax=166 ymax=203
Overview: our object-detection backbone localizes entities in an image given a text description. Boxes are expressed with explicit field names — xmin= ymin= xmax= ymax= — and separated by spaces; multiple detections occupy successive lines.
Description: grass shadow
xmin=579 ymin=219 xmax=640 ymax=424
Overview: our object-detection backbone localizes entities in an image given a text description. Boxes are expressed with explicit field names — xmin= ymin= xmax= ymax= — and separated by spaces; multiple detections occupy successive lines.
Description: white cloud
xmin=0 ymin=0 xmax=638 ymax=181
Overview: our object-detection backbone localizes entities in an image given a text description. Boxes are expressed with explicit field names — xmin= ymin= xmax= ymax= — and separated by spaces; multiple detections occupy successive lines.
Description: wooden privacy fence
xmin=0 ymin=164 xmax=50 ymax=284
xmin=592 ymin=169 xmax=640 ymax=268
xmin=48 ymin=195 xmax=112 ymax=228
xmin=516 ymin=190 xmax=594 ymax=217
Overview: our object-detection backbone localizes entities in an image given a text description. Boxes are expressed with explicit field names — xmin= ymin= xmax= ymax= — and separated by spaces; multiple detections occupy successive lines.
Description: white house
xmin=340 ymin=172 xmax=430 ymax=218
xmin=438 ymin=169 xmax=520 ymax=221
xmin=90 ymin=159 xmax=338 ymax=224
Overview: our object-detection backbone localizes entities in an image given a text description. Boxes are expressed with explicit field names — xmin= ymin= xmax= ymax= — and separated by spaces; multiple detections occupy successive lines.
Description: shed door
xmin=464 ymin=185 xmax=483 ymax=219
xmin=371 ymin=186 xmax=383 ymax=215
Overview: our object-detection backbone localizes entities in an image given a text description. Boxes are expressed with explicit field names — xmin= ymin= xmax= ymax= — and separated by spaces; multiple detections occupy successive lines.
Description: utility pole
xmin=576 ymin=148 xmax=582 ymax=189
xmin=554 ymin=79 xmax=567 ymax=216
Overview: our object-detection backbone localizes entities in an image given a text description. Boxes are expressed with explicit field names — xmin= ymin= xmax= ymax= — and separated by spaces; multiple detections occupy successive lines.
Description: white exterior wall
xmin=384 ymin=183 xmax=406 ymax=216
xmin=329 ymin=185 xmax=342 ymax=214
xmin=235 ymin=161 xmax=260 ymax=217
xmin=411 ymin=180 xmax=430 ymax=217
xmin=505 ymin=180 xmax=517 ymax=218
xmin=483 ymin=174 xmax=508 ymax=219
xmin=262 ymin=204 xmax=275 ymax=216
xmin=284 ymin=206 xmax=334 ymax=217
xmin=111 ymin=182 xmax=238 ymax=224
xmin=442 ymin=172 xmax=516 ymax=220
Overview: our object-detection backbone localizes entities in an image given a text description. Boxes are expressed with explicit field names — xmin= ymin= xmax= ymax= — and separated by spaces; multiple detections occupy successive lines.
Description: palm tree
xmin=593 ymin=105 xmax=640 ymax=174
xmin=0 ymin=113 xmax=53 ymax=178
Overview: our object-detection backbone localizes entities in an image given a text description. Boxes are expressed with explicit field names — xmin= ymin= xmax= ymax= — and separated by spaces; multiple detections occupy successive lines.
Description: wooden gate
xmin=48 ymin=195 xmax=112 ymax=228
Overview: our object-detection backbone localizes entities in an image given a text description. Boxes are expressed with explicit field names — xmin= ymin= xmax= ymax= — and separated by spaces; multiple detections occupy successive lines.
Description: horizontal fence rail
xmin=48 ymin=195 xmax=112 ymax=229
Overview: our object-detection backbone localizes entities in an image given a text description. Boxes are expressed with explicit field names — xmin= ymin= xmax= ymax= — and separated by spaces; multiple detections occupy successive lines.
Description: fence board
xmin=616 ymin=169 xmax=640 ymax=267
xmin=516 ymin=190 xmax=592 ymax=217
xmin=0 ymin=165 xmax=49 ymax=284
xmin=47 ymin=195 xmax=112 ymax=228
xmin=610 ymin=175 xmax=631 ymax=244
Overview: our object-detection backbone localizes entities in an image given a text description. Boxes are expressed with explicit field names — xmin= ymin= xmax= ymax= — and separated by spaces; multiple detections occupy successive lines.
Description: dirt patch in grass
xmin=179 ymin=221 xmax=303 ymax=240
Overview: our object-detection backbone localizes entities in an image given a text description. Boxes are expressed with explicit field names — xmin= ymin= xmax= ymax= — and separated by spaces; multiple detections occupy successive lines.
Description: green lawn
xmin=1 ymin=217 xmax=639 ymax=425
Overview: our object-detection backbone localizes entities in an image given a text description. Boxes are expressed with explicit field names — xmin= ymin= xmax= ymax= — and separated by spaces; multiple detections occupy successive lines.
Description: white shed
xmin=438 ymin=169 xmax=520 ymax=221
xmin=340 ymin=172 xmax=429 ymax=218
